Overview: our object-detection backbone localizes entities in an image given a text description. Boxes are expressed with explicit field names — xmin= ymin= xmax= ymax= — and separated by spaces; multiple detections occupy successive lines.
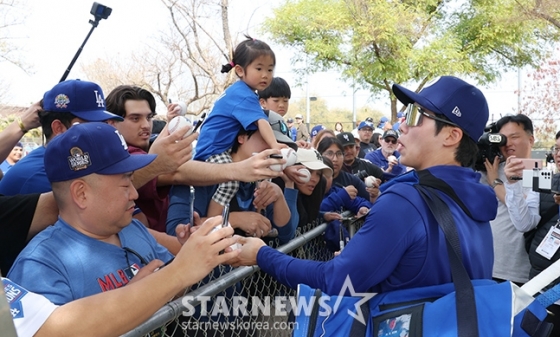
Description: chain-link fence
xmin=122 ymin=213 xmax=364 ymax=337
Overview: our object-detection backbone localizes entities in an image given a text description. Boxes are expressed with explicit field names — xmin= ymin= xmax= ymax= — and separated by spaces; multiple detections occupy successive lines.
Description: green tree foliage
xmin=265 ymin=0 xmax=559 ymax=121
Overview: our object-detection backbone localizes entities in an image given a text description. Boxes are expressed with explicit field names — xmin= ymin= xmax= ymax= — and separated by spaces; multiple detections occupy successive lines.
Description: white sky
xmin=1 ymin=0 xmax=521 ymax=121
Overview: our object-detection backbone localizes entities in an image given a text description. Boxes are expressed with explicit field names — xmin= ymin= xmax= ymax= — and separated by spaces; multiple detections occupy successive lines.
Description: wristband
xmin=16 ymin=118 xmax=28 ymax=133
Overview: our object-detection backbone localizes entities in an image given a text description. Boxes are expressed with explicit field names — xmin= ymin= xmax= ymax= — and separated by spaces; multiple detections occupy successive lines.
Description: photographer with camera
xmin=336 ymin=132 xmax=383 ymax=180
xmin=526 ymin=130 xmax=560 ymax=334
xmin=480 ymin=114 xmax=541 ymax=285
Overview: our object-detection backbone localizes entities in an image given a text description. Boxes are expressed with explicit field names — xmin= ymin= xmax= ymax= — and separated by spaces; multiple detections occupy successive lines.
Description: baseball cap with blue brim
xmin=392 ymin=76 xmax=489 ymax=142
xmin=45 ymin=122 xmax=156 ymax=183
xmin=43 ymin=79 xmax=123 ymax=122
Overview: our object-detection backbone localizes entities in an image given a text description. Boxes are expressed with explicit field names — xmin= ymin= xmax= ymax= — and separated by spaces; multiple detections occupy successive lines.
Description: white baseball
xmin=176 ymin=101 xmax=187 ymax=116
xmin=269 ymin=148 xmax=297 ymax=172
xmin=282 ymin=148 xmax=297 ymax=168
xmin=168 ymin=116 xmax=192 ymax=139
xmin=388 ymin=155 xmax=397 ymax=163
xmin=298 ymin=168 xmax=311 ymax=183
xmin=365 ymin=176 xmax=376 ymax=188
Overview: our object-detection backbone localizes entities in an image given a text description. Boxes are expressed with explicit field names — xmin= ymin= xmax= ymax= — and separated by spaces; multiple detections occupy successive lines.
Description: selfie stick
xmin=59 ymin=2 xmax=112 ymax=82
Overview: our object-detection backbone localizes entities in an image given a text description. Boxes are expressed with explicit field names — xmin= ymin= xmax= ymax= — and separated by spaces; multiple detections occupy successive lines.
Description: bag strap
xmin=414 ymin=183 xmax=480 ymax=337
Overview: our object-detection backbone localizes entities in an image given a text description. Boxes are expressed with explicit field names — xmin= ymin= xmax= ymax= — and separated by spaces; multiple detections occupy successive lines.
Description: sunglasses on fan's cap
xmin=404 ymin=104 xmax=459 ymax=128
xmin=271 ymin=120 xmax=289 ymax=135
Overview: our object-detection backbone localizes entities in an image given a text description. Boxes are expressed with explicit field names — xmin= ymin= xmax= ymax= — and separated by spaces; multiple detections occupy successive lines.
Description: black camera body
xmin=355 ymin=170 xmax=368 ymax=181
xmin=475 ymin=123 xmax=507 ymax=171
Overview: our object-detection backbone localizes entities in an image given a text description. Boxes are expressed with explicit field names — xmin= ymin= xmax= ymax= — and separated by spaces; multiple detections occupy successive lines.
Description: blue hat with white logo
xmin=311 ymin=124 xmax=326 ymax=138
xmin=43 ymin=80 xmax=123 ymax=122
xmin=392 ymin=76 xmax=489 ymax=141
xmin=44 ymin=122 xmax=156 ymax=183
xmin=358 ymin=121 xmax=374 ymax=130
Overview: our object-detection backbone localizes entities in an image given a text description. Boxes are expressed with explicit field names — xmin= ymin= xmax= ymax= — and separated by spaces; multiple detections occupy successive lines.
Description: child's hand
xmin=272 ymin=143 xmax=288 ymax=150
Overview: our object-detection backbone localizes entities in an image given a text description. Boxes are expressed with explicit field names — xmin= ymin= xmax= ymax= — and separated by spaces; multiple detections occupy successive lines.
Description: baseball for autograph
xmin=168 ymin=116 xmax=192 ymax=139
xmin=210 ymin=223 xmax=240 ymax=250
xmin=388 ymin=155 xmax=397 ymax=163
xmin=365 ymin=176 xmax=376 ymax=188
xmin=269 ymin=148 xmax=298 ymax=172
xmin=176 ymin=101 xmax=187 ymax=116
xmin=298 ymin=168 xmax=311 ymax=183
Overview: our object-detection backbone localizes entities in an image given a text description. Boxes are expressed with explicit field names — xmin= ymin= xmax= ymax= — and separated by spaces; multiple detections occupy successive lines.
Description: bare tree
xmin=159 ymin=0 xmax=236 ymax=115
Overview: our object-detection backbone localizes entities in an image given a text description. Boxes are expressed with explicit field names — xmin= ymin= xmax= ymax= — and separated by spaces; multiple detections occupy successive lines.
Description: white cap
xmin=296 ymin=148 xmax=333 ymax=178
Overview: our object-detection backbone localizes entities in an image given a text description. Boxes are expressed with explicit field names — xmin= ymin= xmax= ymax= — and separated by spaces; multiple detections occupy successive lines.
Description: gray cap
xmin=265 ymin=110 xmax=298 ymax=150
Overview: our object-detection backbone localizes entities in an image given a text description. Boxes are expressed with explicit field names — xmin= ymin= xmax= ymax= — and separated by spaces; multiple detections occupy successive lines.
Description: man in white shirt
xmin=481 ymin=114 xmax=541 ymax=284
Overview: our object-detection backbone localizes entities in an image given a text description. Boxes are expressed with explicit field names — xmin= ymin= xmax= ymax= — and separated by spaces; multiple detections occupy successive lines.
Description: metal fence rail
xmin=122 ymin=213 xmax=364 ymax=337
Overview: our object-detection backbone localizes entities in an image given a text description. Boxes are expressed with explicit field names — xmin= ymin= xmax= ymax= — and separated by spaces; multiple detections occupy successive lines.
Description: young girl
xmin=195 ymin=36 xmax=285 ymax=216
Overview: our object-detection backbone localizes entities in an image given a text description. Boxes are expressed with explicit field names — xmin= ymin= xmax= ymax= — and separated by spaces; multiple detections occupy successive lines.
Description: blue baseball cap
xmin=43 ymin=80 xmax=123 ymax=122
xmin=358 ymin=121 xmax=374 ymax=130
xmin=392 ymin=76 xmax=489 ymax=141
xmin=45 ymin=122 xmax=156 ymax=183
xmin=311 ymin=124 xmax=326 ymax=138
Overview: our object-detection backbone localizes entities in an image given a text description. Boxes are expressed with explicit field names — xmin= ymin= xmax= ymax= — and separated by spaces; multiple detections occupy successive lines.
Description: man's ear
xmin=69 ymin=179 xmax=89 ymax=210
xmin=443 ymin=127 xmax=463 ymax=147
xmin=51 ymin=120 xmax=68 ymax=137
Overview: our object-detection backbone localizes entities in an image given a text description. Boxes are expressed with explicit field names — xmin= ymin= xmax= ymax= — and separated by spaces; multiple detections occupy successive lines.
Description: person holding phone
xmin=480 ymin=114 xmax=541 ymax=285
xmin=528 ymin=130 xmax=560 ymax=334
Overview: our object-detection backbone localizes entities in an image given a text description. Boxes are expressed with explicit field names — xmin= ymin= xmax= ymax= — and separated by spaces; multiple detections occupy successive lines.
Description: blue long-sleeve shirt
xmin=255 ymin=166 xmax=497 ymax=295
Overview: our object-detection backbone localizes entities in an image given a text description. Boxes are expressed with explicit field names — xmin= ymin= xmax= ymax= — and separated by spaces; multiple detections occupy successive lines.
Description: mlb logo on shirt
xmin=124 ymin=264 xmax=141 ymax=279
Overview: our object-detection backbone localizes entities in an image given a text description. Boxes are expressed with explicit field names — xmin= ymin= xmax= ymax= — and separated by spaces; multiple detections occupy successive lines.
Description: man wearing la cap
xmin=365 ymin=129 xmax=407 ymax=180
xmin=336 ymin=132 xmax=383 ymax=180
xmin=4 ymin=122 xmax=238 ymax=336
xmin=0 ymin=80 xmax=123 ymax=196
xmin=294 ymin=114 xmax=309 ymax=142
xmin=356 ymin=120 xmax=376 ymax=158
xmin=230 ymin=76 xmax=497 ymax=297
xmin=8 ymin=123 xmax=236 ymax=307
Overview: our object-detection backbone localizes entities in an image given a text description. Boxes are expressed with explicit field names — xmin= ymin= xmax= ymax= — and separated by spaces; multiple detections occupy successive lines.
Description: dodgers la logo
xmin=94 ymin=90 xmax=104 ymax=107
xmin=343 ymin=134 xmax=349 ymax=142
xmin=54 ymin=94 xmax=70 ymax=108
xmin=114 ymin=130 xmax=128 ymax=150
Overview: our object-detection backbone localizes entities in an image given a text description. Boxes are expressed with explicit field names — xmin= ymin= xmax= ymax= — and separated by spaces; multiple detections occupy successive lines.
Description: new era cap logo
xmin=68 ymin=147 xmax=92 ymax=171
xmin=94 ymin=90 xmax=104 ymax=108
xmin=452 ymin=106 xmax=462 ymax=117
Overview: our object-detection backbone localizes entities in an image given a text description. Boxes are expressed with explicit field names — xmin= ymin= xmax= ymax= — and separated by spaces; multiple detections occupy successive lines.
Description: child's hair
xmin=258 ymin=77 xmax=291 ymax=99
xmin=221 ymin=35 xmax=276 ymax=74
